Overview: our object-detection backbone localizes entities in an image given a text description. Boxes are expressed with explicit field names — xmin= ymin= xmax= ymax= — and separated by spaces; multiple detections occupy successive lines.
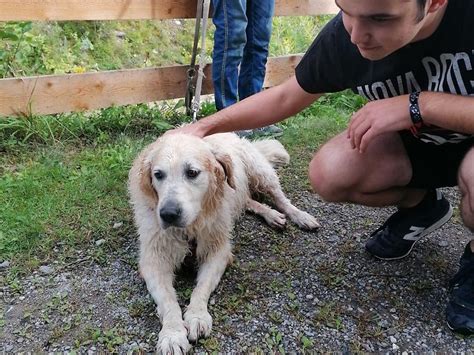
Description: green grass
xmin=0 ymin=15 xmax=366 ymax=276
xmin=1 ymin=137 xmax=138 ymax=268
xmin=0 ymin=92 xmax=364 ymax=274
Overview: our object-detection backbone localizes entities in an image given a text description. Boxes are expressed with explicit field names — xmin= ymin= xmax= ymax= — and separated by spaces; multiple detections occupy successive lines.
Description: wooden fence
xmin=0 ymin=0 xmax=338 ymax=117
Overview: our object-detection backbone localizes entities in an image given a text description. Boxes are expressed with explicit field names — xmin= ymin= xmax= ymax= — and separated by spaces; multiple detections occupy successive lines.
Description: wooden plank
xmin=0 ymin=55 xmax=302 ymax=117
xmin=0 ymin=0 xmax=338 ymax=21
xmin=274 ymin=0 xmax=338 ymax=17
xmin=263 ymin=55 xmax=302 ymax=88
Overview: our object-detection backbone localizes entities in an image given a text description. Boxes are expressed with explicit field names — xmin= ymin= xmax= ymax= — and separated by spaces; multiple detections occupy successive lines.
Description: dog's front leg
xmin=140 ymin=252 xmax=191 ymax=354
xmin=184 ymin=240 xmax=232 ymax=342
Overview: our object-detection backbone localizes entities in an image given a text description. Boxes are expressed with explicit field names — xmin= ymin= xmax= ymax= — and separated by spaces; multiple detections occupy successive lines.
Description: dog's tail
xmin=252 ymin=139 xmax=290 ymax=168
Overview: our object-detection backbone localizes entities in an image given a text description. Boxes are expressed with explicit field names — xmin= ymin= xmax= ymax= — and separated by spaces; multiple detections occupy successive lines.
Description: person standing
xmin=211 ymin=0 xmax=282 ymax=137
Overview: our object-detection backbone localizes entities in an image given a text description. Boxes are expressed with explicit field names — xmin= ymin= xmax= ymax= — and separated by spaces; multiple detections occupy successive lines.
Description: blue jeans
xmin=211 ymin=0 xmax=274 ymax=110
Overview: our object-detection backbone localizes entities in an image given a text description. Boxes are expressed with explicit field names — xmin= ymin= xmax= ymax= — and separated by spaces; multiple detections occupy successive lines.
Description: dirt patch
xmin=2 ymin=184 xmax=473 ymax=352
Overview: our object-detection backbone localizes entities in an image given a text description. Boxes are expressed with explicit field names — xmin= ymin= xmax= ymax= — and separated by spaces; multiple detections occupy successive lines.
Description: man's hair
xmin=416 ymin=0 xmax=428 ymax=21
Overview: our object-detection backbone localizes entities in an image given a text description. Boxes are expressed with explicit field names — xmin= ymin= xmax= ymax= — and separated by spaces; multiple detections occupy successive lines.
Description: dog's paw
xmin=290 ymin=210 xmax=320 ymax=230
xmin=184 ymin=308 xmax=213 ymax=342
xmin=264 ymin=209 xmax=287 ymax=229
xmin=157 ymin=325 xmax=191 ymax=355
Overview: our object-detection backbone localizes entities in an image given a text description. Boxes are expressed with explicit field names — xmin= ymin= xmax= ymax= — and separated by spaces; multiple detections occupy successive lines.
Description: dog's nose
xmin=159 ymin=202 xmax=182 ymax=225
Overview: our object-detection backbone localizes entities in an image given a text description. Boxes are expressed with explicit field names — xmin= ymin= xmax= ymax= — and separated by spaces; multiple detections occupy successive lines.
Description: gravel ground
xmin=1 ymin=185 xmax=473 ymax=353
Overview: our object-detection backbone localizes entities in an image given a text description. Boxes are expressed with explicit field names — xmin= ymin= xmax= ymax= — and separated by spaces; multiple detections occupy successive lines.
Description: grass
xmin=0 ymin=15 xmax=367 ymax=278
xmin=0 ymin=91 xmax=363 ymax=277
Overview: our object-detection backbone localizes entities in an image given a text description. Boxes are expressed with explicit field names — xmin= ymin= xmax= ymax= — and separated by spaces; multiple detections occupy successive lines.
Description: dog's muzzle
xmin=159 ymin=200 xmax=183 ymax=228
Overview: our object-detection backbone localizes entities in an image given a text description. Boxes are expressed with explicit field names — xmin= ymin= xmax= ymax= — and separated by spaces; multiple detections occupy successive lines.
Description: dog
xmin=128 ymin=132 xmax=319 ymax=353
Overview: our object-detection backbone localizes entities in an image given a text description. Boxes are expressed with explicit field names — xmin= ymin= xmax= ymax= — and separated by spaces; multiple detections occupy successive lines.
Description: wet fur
xmin=128 ymin=132 xmax=319 ymax=354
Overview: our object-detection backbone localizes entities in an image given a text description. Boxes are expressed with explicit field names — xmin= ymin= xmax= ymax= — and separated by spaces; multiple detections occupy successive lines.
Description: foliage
xmin=0 ymin=15 xmax=333 ymax=78
xmin=0 ymin=102 xmax=191 ymax=152
xmin=0 ymin=19 xmax=199 ymax=78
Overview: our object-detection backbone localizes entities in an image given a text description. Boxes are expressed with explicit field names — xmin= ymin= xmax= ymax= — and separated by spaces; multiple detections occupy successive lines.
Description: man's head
xmin=336 ymin=0 xmax=447 ymax=61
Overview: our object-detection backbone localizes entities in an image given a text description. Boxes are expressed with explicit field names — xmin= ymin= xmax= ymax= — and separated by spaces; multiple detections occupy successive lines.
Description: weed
xmin=313 ymin=302 xmax=344 ymax=331
xmin=81 ymin=326 xmax=125 ymax=351
xmin=265 ymin=327 xmax=285 ymax=352
xmin=300 ymin=335 xmax=314 ymax=350
xmin=199 ymin=336 xmax=220 ymax=351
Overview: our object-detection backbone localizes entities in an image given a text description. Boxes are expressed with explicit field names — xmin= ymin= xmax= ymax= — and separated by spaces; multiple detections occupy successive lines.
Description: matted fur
xmin=128 ymin=133 xmax=319 ymax=354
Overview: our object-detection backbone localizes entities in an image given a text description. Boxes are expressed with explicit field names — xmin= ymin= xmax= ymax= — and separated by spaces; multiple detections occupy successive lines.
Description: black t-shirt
xmin=295 ymin=0 xmax=474 ymax=144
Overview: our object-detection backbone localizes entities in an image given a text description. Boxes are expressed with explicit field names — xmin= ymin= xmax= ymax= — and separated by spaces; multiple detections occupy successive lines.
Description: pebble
xmin=95 ymin=239 xmax=106 ymax=246
xmin=113 ymin=222 xmax=123 ymax=229
xmin=39 ymin=265 xmax=54 ymax=275
xmin=0 ymin=260 xmax=10 ymax=268
xmin=438 ymin=240 xmax=449 ymax=247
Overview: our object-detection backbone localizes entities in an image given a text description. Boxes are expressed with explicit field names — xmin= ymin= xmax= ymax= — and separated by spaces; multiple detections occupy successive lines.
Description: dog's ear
xmin=138 ymin=155 xmax=159 ymax=204
xmin=213 ymin=151 xmax=235 ymax=189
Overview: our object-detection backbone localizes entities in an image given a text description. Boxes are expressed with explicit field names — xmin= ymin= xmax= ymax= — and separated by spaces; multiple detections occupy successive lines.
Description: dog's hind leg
xmin=140 ymin=247 xmax=191 ymax=354
xmin=270 ymin=185 xmax=320 ymax=230
xmin=250 ymin=166 xmax=320 ymax=230
xmin=184 ymin=239 xmax=233 ymax=342
xmin=246 ymin=198 xmax=287 ymax=229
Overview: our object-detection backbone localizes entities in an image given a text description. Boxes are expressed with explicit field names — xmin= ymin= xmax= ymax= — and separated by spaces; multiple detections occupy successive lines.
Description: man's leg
xmin=309 ymin=131 xmax=418 ymax=206
xmin=309 ymin=131 xmax=453 ymax=259
xmin=446 ymin=147 xmax=474 ymax=335
xmin=458 ymin=148 xmax=474 ymax=230
xmin=211 ymin=0 xmax=247 ymax=110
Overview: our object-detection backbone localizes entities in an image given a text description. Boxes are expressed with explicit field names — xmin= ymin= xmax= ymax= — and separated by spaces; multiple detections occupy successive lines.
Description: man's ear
xmin=427 ymin=0 xmax=447 ymax=13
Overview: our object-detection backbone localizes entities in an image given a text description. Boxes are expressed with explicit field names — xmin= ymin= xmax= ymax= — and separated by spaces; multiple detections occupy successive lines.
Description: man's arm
xmin=348 ymin=92 xmax=474 ymax=153
xmin=421 ymin=92 xmax=474 ymax=133
xmin=175 ymin=76 xmax=322 ymax=137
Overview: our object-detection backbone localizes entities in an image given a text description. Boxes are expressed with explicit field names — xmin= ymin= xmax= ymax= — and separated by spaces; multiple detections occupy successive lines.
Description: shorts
xmin=400 ymin=131 xmax=474 ymax=188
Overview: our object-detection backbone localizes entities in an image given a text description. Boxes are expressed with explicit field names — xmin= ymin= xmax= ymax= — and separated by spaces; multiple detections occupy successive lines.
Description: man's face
xmin=337 ymin=0 xmax=428 ymax=60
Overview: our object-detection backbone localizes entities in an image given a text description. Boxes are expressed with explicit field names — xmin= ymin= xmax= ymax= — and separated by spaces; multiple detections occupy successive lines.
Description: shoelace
xmin=370 ymin=209 xmax=407 ymax=237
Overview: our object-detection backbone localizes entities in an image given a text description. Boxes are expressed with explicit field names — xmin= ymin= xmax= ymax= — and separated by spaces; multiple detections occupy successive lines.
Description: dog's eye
xmin=154 ymin=170 xmax=165 ymax=180
xmin=186 ymin=169 xmax=200 ymax=179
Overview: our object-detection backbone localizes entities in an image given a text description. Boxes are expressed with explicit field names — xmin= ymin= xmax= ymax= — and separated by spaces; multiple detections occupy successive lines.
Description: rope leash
xmin=185 ymin=0 xmax=211 ymax=122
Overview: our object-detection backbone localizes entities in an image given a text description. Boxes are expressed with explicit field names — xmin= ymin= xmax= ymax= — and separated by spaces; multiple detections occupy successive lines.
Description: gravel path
xmin=2 ymin=185 xmax=473 ymax=353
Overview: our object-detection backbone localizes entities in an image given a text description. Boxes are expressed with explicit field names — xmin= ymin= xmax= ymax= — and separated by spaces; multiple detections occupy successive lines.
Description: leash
xmin=185 ymin=0 xmax=211 ymax=121
xmin=184 ymin=0 xmax=203 ymax=118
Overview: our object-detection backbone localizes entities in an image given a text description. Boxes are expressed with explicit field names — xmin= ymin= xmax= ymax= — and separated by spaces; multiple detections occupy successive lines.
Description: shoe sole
xmin=250 ymin=132 xmax=284 ymax=139
xmin=371 ymin=203 xmax=454 ymax=261
xmin=446 ymin=321 xmax=474 ymax=336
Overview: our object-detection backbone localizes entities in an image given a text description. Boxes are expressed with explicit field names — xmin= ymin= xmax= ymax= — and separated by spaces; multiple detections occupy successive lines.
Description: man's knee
xmin=308 ymin=149 xmax=353 ymax=202
xmin=459 ymin=149 xmax=474 ymax=230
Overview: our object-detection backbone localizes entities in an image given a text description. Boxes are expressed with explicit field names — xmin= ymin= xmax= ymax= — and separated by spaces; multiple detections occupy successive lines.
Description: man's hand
xmin=165 ymin=121 xmax=207 ymax=138
xmin=347 ymin=95 xmax=412 ymax=153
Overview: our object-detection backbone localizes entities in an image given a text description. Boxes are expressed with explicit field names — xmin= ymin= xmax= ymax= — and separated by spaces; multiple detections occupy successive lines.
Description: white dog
xmin=128 ymin=133 xmax=319 ymax=353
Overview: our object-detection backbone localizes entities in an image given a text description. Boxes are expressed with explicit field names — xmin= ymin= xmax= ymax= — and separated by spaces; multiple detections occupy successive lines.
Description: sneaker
xmin=365 ymin=189 xmax=453 ymax=260
xmin=446 ymin=242 xmax=474 ymax=336
xmin=235 ymin=129 xmax=254 ymax=138
xmin=235 ymin=125 xmax=283 ymax=139
xmin=251 ymin=125 xmax=283 ymax=138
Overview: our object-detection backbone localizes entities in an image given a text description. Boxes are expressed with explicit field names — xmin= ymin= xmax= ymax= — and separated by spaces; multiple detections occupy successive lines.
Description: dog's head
xmin=135 ymin=133 xmax=235 ymax=229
